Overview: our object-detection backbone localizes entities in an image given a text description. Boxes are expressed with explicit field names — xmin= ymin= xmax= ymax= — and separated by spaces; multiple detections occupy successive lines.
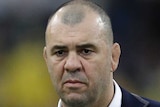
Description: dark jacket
xmin=121 ymin=88 xmax=160 ymax=107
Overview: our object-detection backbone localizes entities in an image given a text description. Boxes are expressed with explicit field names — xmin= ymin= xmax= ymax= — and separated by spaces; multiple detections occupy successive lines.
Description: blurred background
xmin=0 ymin=0 xmax=160 ymax=106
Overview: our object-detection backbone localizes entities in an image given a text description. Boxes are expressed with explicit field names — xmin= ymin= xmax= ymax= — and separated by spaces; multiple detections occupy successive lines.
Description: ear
xmin=43 ymin=46 xmax=48 ymax=62
xmin=111 ymin=43 xmax=121 ymax=72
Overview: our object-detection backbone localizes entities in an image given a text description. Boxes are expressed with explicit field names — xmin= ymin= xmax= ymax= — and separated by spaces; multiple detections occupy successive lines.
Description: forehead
xmin=45 ymin=8 xmax=106 ymax=46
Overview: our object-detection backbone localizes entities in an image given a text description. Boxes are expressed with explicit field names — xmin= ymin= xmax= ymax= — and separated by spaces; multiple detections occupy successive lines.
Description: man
xmin=43 ymin=0 xmax=160 ymax=107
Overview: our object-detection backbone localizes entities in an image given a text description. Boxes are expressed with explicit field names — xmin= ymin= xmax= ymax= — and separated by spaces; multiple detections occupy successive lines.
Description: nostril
xmin=66 ymin=68 xmax=81 ymax=73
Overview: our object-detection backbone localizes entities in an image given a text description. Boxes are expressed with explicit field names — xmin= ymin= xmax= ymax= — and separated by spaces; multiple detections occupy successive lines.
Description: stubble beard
xmin=59 ymin=88 xmax=98 ymax=107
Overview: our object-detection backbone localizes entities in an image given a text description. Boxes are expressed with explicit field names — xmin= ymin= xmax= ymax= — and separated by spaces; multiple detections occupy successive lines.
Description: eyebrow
xmin=76 ymin=43 xmax=97 ymax=50
xmin=50 ymin=45 xmax=67 ymax=52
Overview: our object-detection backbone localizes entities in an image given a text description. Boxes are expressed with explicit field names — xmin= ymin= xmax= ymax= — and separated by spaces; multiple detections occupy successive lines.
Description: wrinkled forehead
xmin=50 ymin=4 xmax=103 ymax=26
xmin=45 ymin=4 xmax=111 ymax=48
xmin=46 ymin=8 xmax=104 ymax=39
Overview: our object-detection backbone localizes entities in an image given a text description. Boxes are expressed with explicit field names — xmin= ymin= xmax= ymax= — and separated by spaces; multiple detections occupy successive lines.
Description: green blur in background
xmin=0 ymin=41 xmax=58 ymax=107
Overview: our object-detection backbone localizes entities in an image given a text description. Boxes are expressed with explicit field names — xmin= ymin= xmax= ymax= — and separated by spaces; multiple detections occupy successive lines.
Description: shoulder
xmin=121 ymin=87 xmax=160 ymax=107
xmin=143 ymin=97 xmax=160 ymax=107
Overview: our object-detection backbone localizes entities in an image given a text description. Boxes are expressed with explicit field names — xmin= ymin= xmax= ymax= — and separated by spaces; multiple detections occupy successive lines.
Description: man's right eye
xmin=54 ymin=50 xmax=66 ymax=57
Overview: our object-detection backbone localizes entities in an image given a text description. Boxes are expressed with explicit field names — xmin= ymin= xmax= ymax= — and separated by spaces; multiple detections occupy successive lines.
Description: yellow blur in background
xmin=0 ymin=41 xmax=58 ymax=107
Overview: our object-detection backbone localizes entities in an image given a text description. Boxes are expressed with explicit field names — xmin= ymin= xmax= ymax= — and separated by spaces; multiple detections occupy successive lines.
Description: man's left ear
xmin=111 ymin=43 xmax=121 ymax=72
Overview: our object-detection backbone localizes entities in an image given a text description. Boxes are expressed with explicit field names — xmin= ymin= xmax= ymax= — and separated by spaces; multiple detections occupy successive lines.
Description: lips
xmin=63 ymin=79 xmax=86 ymax=89
xmin=64 ymin=80 xmax=84 ymax=84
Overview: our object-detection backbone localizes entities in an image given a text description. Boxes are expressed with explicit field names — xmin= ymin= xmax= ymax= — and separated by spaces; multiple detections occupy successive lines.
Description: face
xmin=44 ymin=9 xmax=120 ymax=107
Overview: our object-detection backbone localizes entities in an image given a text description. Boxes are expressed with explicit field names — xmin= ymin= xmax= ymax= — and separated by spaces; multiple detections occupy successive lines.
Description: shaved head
xmin=61 ymin=5 xmax=85 ymax=25
xmin=45 ymin=0 xmax=113 ymax=45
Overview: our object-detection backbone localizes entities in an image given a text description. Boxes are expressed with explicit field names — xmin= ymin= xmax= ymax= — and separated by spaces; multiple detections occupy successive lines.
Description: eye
xmin=81 ymin=49 xmax=93 ymax=55
xmin=55 ymin=50 xmax=67 ymax=57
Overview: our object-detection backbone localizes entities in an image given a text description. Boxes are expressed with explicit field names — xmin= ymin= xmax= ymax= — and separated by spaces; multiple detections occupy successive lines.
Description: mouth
xmin=63 ymin=79 xmax=87 ymax=89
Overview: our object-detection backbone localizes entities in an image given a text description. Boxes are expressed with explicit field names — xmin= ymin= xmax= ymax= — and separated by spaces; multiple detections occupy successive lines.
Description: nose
xmin=64 ymin=52 xmax=82 ymax=72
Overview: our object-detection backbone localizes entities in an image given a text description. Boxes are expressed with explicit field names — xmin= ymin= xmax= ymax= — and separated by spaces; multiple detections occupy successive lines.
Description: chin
xmin=62 ymin=93 xmax=88 ymax=106
xmin=67 ymin=93 xmax=85 ymax=100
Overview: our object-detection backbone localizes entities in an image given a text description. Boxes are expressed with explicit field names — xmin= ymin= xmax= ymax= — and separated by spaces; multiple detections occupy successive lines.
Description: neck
xmin=92 ymin=81 xmax=114 ymax=107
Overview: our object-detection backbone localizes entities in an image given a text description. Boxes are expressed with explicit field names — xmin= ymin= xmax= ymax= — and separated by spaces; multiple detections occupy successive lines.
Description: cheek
xmin=84 ymin=56 xmax=111 ymax=73
xmin=82 ymin=56 xmax=111 ymax=84
xmin=47 ymin=59 xmax=65 ymax=84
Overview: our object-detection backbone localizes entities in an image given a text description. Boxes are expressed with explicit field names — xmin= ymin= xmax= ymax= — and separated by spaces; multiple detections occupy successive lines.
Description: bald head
xmin=61 ymin=5 xmax=85 ymax=26
xmin=46 ymin=0 xmax=113 ymax=44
